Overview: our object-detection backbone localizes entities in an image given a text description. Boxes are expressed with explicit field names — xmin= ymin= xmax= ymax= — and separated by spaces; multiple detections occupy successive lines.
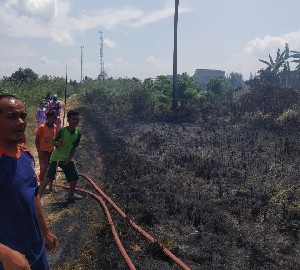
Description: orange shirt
xmin=35 ymin=123 xmax=57 ymax=152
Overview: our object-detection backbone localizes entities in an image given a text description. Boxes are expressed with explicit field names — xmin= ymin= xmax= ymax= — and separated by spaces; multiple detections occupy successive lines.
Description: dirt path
xmin=40 ymin=96 xmax=132 ymax=269
xmin=40 ymin=96 xmax=105 ymax=269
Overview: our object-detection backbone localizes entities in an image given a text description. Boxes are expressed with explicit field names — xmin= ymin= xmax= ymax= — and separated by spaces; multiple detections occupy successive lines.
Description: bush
xmin=277 ymin=108 xmax=300 ymax=127
xmin=242 ymin=111 xmax=277 ymax=129
xmin=130 ymin=87 xmax=152 ymax=118
xmin=239 ymin=84 xmax=300 ymax=116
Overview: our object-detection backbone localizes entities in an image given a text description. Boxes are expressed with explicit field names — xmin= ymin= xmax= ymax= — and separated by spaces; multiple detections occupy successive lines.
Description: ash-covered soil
xmin=42 ymin=99 xmax=300 ymax=269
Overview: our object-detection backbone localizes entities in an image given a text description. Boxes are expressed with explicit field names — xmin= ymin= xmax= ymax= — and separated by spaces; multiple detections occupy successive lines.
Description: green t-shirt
xmin=50 ymin=127 xmax=81 ymax=162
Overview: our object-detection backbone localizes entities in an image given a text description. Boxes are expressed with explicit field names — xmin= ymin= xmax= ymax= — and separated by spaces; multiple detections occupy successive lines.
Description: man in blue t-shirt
xmin=0 ymin=94 xmax=57 ymax=270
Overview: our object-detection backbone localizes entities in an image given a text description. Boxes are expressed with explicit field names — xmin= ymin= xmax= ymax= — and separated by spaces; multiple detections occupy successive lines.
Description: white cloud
xmin=244 ymin=31 xmax=300 ymax=57
xmin=74 ymin=8 xmax=143 ymax=31
xmin=74 ymin=1 xmax=192 ymax=31
xmin=51 ymin=30 xmax=74 ymax=45
xmin=103 ymin=56 xmax=171 ymax=79
xmin=0 ymin=0 xmax=74 ymax=44
xmin=40 ymin=56 xmax=60 ymax=65
xmin=127 ymin=2 xmax=192 ymax=28
xmin=5 ymin=0 xmax=57 ymax=21
xmin=0 ymin=1 xmax=188 ymax=46
xmin=244 ymin=36 xmax=286 ymax=57
xmin=144 ymin=56 xmax=171 ymax=75
xmin=104 ymin=38 xmax=116 ymax=48
xmin=281 ymin=31 xmax=300 ymax=51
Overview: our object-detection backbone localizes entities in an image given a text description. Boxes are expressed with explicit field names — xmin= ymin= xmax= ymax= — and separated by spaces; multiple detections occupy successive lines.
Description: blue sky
xmin=0 ymin=0 xmax=300 ymax=82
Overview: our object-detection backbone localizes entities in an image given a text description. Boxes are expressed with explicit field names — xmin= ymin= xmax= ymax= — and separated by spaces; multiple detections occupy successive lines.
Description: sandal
xmin=66 ymin=193 xmax=83 ymax=201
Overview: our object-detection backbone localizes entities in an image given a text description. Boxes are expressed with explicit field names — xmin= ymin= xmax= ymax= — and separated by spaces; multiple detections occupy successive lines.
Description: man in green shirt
xmin=38 ymin=110 xmax=82 ymax=202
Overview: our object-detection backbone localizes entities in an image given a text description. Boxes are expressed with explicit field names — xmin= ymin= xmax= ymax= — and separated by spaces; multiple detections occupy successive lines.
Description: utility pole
xmin=80 ymin=45 xmax=84 ymax=82
xmin=171 ymin=0 xmax=179 ymax=110
xmin=99 ymin=29 xmax=105 ymax=80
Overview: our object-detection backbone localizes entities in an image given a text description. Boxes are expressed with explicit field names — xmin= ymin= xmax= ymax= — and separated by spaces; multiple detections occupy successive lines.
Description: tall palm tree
xmin=171 ymin=0 xmax=179 ymax=110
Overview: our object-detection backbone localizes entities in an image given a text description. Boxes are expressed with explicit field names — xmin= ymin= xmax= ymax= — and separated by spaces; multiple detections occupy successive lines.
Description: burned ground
xmin=42 ymin=97 xmax=300 ymax=270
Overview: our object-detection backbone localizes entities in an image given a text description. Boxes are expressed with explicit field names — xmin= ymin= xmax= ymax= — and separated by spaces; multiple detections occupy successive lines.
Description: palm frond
xmin=290 ymin=53 xmax=300 ymax=59
xmin=269 ymin=54 xmax=275 ymax=66
xmin=259 ymin=59 xmax=272 ymax=66
xmin=284 ymin=43 xmax=290 ymax=60
xmin=280 ymin=49 xmax=286 ymax=61
xmin=276 ymin=49 xmax=282 ymax=63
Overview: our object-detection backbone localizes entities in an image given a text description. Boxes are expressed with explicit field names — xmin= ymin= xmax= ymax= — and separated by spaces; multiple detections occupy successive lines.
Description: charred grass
xmin=45 ymin=94 xmax=300 ymax=269
xmin=75 ymin=104 xmax=300 ymax=269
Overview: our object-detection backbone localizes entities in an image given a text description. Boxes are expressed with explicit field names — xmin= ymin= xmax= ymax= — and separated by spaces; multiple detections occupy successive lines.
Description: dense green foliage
xmin=227 ymin=72 xmax=244 ymax=89
xmin=1 ymin=62 xmax=300 ymax=131
xmin=8 ymin=67 xmax=39 ymax=84
xmin=80 ymin=73 xmax=205 ymax=120
xmin=0 ymin=69 xmax=72 ymax=107
xmin=207 ymin=76 xmax=229 ymax=96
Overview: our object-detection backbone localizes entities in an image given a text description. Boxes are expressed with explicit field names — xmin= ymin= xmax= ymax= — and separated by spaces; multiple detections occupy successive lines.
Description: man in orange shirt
xmin=35 ymin=110 xmax=57 ymax=190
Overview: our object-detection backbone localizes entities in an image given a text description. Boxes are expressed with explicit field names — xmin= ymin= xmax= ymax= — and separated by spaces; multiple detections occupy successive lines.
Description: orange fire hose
xmin=78 ymin=173 xmax=191 ymax=270
xmin=55 ymin=183 xmax=136 ymax=270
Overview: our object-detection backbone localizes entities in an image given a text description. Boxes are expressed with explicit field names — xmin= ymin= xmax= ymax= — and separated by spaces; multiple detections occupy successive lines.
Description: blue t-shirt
xmin=0 ymin=146 xmax=45 ymax=269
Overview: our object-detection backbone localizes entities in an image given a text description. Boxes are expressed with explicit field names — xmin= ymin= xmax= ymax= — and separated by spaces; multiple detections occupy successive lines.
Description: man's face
xmin=67 ymin=114 xmax=79 ymax=128
xmin=0 ymin=98 xmax=27 ymax=143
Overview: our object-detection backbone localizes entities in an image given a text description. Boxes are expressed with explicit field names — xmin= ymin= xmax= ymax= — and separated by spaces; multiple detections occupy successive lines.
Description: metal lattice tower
xmin=99 ymin=29 xmax=105 ymax=80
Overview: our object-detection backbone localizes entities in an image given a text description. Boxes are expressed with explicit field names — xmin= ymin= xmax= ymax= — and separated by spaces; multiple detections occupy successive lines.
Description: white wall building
xmin=193 ymin=69 xmax=225 ymax=87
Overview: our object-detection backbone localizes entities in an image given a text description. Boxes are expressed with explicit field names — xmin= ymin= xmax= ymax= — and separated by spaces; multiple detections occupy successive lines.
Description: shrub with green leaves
xmin=239 ymin=84 xmax=300 ymax=116
xmin=277 ymin=108 xmax=300 ymax=127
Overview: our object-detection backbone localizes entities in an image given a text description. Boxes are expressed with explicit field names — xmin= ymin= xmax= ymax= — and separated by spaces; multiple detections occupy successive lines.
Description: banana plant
xmin=259 ymin=48 xmax=287 ymax=73
xmin=259 ymin=43 xmax=290 ymax=86
xmin=290 ymin=50 xmax=300 ymax=70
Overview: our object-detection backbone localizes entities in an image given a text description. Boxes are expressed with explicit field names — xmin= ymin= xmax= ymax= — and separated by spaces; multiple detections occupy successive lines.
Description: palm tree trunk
xmin=171 ymin=0 xmax=179 ymax=110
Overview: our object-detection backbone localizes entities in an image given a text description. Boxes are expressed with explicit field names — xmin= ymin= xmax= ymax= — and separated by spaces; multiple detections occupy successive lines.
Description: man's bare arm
xmin=0 ymin=243 xmax=30 ymax=270
xmin=35 ymin=196 xmax=57 ymax=252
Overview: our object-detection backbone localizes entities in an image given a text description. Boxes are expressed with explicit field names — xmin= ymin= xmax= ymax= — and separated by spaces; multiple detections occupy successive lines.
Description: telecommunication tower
xmin=99 ymin=29 xmax=105 ymax=80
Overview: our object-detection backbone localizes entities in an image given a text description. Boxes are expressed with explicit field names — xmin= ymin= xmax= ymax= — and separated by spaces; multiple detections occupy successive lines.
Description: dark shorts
xmin=31 ymin=251 xmax=49 ymax=270
xmin=45 ymin=160 xmax=79 ymax=182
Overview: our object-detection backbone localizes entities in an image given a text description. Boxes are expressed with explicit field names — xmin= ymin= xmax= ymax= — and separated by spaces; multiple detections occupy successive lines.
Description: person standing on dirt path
xmin=38 ymin=110 xmax=82 ymax=202
xmin=35 ymin=110 xmax=57 ymax=191
xmin=48 ymin=94 xmax=62 ymax=129
xmin=0 ymin=94 xmax=57 ymax=270
xmin=36 ymin=101 xmax=47 ymax=128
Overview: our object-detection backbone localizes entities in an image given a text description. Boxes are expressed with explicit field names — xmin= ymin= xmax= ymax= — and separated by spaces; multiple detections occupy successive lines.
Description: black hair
xmin=0 ymin=94 xmax=22 ymax=113
xmin=67 ymin=110 xmax=79 ymax=118
xmin=46 ymin=110 xmax=57 ymax=118
xmin=0 ymin=93 xmax=20 ymax=101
